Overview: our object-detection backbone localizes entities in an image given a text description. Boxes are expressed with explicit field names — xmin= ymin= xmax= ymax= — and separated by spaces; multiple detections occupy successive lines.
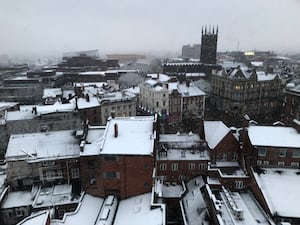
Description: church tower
xmin=200 ymin=25 xmax=218 ymax=64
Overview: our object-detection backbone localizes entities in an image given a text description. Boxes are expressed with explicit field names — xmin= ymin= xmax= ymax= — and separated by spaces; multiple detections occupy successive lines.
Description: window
xmin=42 ymin=161 xmax=55 ymax=166
xmin=103 ymin=171 xmax=120 ymax=179
xmin=292 ymin=150 xmax=300 ymax=158
xmin=159 ymin=151 xmax=167 ymax=158
xmin=144 ymin=182 xmax=149 ymax=188
xmin=188 ymin=163 xmax=195 ymax=170
xmin=279 ymin=149 xmax=287 ymax=157
xmin=291 ymin=162 xmax=299 ymax=167
xmin=172 ymin=163 xmax=178 ymax=171
xmin=257 ymin=160 xmax=262 ymax=166
xmin=71 ymin=168 xmax=80 ymax=179
xmin=144 ymin=163 xmax=149 ymax=170
xmin=89 ymin=175 xmax=96 ymax=185
xmin=199 ymin=163 xmax=207 ymax=170
xmin=263 ymin=161 xmax=269 ymax=166
xmin=16 ymin=209 xmax=24 ymax=217
xmin=181 ymin=151 xmax=186 ymax=158
xmin=221 ymin=153 xmax=227 ymax=161
xmin=88 ymin=159 xmax=95 ymax=169
xmin=160 ymin=163 xmax=167 ymax=171
xmin=45 ymin=170 xmax=63 ymax=179
xmin=258 ymin=148 xmax=266 ymax=156
xmin=156 ymin=101 xmax=159 ymax=107
xmin=232 ymin=152 xmax=238 ymax=161
xmin=235 ymin=181 xmax=244 ymax=189
xmin=278 ymin=162 xmax=285 ymax=167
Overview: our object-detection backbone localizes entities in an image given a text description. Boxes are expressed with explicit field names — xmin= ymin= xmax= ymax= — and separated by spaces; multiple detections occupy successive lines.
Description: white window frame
xmin=159 ymin=163 xmax=167 ymax=171
xmin=221 ymin=153 xmax=227 ymax=161
xmin=234 ymin=181 xmax=244 ymax=189
xmin=258 ymin=148 xmax=266 ymax=156
xmin=199 ymin=163 xmax=207 ymax=170
xmin=279 ymin=149 xmax=287 ymax=157
xmin=292 ymin=149 xmax=300 ymax=158
xmin=291 ymin=162 xmax=299 ymax=167
xmin=278 ymin=161 xmax=285 ymax=167
xmin=232 ymin=152 xmax=238 ymax=161
xmin=171 ymin=163 xmax=178 ymax=171
xmin=188 ymin=163 xmax=195 ymax=170
xmin=263 ymin=161 xmax=269 ymax=166
xmin=257 ymin=160 xmax=262 ymax=166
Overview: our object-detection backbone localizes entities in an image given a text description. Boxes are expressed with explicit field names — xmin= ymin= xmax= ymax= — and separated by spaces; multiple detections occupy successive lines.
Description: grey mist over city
xmin=1 ymin=0 xmax=300 ymax=57
xmin=1 ymin=1 xmax=300 ymax=225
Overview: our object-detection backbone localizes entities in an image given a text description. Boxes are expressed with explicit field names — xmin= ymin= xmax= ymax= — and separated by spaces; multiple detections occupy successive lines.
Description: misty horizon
xmin=1 ymin=0 xmax=300 ymax=58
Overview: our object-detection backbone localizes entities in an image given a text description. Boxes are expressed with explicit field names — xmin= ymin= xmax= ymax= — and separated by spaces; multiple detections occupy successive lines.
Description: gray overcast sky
xmin=1 ymin=0 xmax=300 ymax=57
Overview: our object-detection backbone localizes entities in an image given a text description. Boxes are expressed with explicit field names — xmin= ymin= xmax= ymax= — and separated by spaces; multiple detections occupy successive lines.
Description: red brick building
xmin=80 ymin=116 xmax=158 ymax=199
xmin=204 ymin=121 xmax=240 ymax=164
xmin=204 ymin=121 xmax=250 ymax=190
xmin=156 ymin=133 xmax=210 ymax=184
xmin=244 ymin=125 xmax=300 ymax=168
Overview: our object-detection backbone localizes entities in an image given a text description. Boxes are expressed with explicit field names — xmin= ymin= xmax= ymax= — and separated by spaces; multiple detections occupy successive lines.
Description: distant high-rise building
xmin=182 ymin=44 xmax=201 ymax=59
xmin=200 ymin=25 xmax=218 ymax=65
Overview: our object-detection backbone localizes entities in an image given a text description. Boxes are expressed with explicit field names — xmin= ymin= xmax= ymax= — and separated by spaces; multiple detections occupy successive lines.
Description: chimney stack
xmin=114 ymin=123 xmax=118 ymax=138
xmin=111 ymin=111 xmax=115 ymax=119
xmin=186 ymin=79 xmax=190 ymax=87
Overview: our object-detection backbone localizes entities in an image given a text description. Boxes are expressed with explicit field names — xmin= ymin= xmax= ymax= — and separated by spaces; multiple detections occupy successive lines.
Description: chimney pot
xmin=114 ymin=123 xmax=118 ymax=137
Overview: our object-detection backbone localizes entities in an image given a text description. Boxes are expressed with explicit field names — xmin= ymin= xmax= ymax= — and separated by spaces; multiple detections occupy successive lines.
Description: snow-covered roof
xmin=251 ymin=61 xmax=264 ymax=67
xmin=100 ymin=116 xmax=156 ymax=155
xmin=248 ymin=126 xmax=300 ymax=148
xmin=185 ymin=72 xmax=206 ymax=77
xmin=43 ymin=88 xmax=62 ymax=98
xmin=160 ymin=133 xmax=201 ymax=143
xmin=81 ymin=126 xmax=106 ymax=156
xmin=147 ymin=73 xmax=170 ymax=82
xmin=256 ymin=71 xmax=277 ymax=81
xmin=204 ymin=121 xmax=231 ymax=149
xmin=2 ymin=191 xmax=34 ymax=209
xmin=6 ymin=130 xmax=80 ymax=161
xmin=18 ymin=210 xmax=49 ymax=225
xmin=5 ymin=102 xmax=76 ymax=121
xmin=6 ymin=110 xmax=34 ymax=121
xmin=144 ymin=79 xmax=159 ymax=87
xmin=114 ymin=193 xmax=165 ymax=225
xmin=125 ymin=86 xmax=140 ymax=95
xmin=177 ymin=83 xmax=206 ymax=97
xmin=253 ymin=167 xmax=300 ymax=218
xmin=33 ymin=185 xmax=82 ymax=209
xmin=0 ymin=102 xmax=19 ymax=111
xmin=50 ymin=194 xmax=104 ymax=225
xmin=180 ymin=177 xmax=207 ymax=225
xmin=220 ymin=62 xmax=247 ymax=69
xmin=208 ymin=185 xmax=273 ymax=225
xmin=75 ymin=91 xmax=136 ymax=110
